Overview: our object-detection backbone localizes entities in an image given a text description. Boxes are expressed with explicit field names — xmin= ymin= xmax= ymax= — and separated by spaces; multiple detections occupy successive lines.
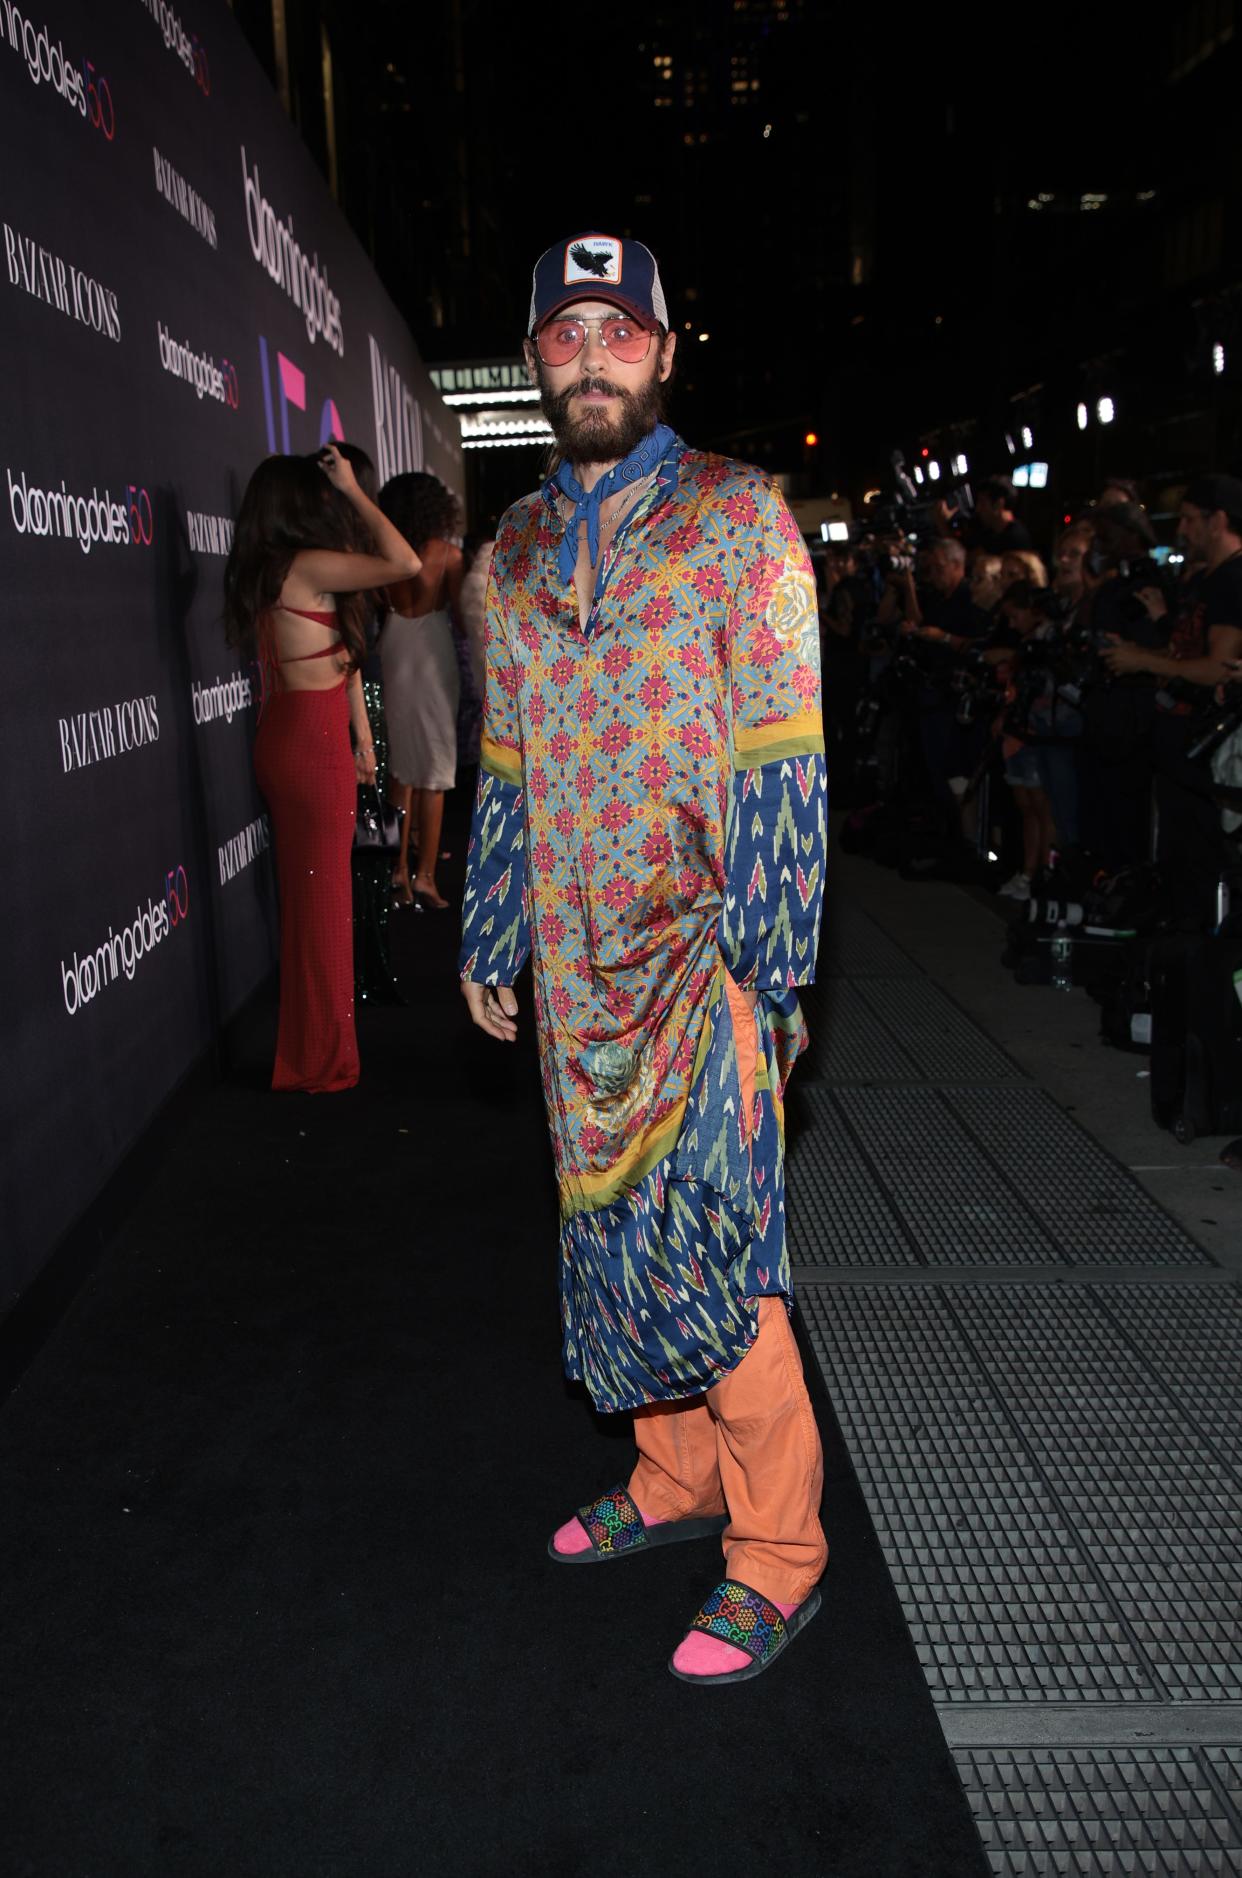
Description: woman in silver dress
xmin=377 ymin=473 xmax=463 ymax=909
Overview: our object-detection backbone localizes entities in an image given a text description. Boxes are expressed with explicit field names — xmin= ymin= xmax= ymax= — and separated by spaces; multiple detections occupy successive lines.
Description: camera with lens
xmin=1115 ymin=554 xmax=1173 ymax=636
xmin=943 ymin=644 xmax=1002 ymax=726
xmin=1186 ymin=676 xmax=1242 ymax=764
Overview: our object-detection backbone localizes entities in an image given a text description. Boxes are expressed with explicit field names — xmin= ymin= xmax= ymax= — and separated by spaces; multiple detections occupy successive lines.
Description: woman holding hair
xmin=378 ymin=472 xmax=463 ymax=910
xmin=224 ymin=444 xmax=421 ymax=1092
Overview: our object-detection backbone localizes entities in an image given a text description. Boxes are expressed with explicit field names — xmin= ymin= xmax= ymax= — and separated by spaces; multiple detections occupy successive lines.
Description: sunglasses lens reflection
xmin=536 ymin=318 xmax=652 ymax=365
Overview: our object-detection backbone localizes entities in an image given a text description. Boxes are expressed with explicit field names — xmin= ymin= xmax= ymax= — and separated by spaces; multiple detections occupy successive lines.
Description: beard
xmin=536 ymin=361 xmax=668 ymax=465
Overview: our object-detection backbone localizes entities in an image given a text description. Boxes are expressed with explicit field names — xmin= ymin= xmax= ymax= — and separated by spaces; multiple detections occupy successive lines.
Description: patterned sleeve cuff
xmin=459 ymin=772 xmax=531 ymax=984
xmin=718 ymin=751 xmax=827 ymax=989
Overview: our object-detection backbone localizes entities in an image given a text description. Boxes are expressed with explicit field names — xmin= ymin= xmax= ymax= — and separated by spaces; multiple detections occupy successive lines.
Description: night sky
xmin=246 ymin=1 xmax=1224 ymax=518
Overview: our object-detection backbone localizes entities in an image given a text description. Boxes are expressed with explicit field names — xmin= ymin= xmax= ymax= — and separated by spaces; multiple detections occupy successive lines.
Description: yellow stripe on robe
xmin=480 ymin=733 xmax=523 ymax=787
xmin=732 ymin=710 xmax=824 ymax=769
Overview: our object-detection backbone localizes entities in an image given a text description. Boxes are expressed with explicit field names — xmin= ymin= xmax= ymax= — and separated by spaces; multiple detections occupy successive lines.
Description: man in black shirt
xmin=820 ymin=547 xmax=875 ymax=798
xmin=969 ymin=477 xmax=1033 ymax=555
xmin=1101 ymin=473 xmax=1242 ymax=921
xmin=894 ymin=538 xmax=992 ymax=810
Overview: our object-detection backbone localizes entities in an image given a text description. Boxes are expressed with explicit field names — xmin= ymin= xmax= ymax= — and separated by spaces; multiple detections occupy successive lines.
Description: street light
xmin=1076 ymin=403 xmax=1088 ymax=430
xmin=1097 ymin=397 xmax=1115 ymax=424
xmin=927 ymin=459 xmax=941 ymax=481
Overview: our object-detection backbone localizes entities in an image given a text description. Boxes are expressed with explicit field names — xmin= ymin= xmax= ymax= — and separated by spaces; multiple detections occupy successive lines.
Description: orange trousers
xmin=627 ymin=973 xmax=828 ymax=1607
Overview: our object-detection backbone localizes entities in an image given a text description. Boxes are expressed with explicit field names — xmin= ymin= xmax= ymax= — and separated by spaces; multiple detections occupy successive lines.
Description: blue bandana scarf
xmin=552 ymin=422 xmax=677 ymax=586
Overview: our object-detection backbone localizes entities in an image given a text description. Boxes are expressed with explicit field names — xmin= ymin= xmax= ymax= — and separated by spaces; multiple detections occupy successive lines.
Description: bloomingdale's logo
xmin=242 ymin=147 xmax=344 ymax=354
xmin=192 ymin=670 xmax=251 ymax=726
xmin=136 ymin=0 xmax=209 ymax=94
xmin=157 ymin=321 xmax=238 ymax=406
xmin=8 ymin=468 xmax=153 ymax=551
xmin=61 ymin=865 xmax=189 ymax=1017
xmin=0 ymin=6 xmax=115 ymax=138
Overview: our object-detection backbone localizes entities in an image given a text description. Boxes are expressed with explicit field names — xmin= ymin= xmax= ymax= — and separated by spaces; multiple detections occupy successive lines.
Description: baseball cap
xmin=1185 ymin=472 xmax=1242 ymax=520
xmin=528 ymin=233 xmax=669 ymax=335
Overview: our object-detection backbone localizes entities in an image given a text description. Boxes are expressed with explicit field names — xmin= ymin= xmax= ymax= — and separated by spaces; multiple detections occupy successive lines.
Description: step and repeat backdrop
xmin=0 ymin=0 xmax=462 ymax=1312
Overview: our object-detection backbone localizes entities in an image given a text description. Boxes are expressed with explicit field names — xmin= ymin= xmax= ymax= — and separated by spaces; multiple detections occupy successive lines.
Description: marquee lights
xmin=459 ymin=413 xmax=553 ymax=441
xmin=1214 ymin=343 xmax=1226 ymax=375
xmin=1076 ymin=403 xmax=1088 ymax=430
xmin=441 ymin=388 xmax=539 ymax=406
xmin=1021 ymin=426 xmax=1033 ymax=450
xmin=462 ymin=435 xmax=552 ymax=450
xmin=1097 ymin=397 xmax=1115 ymax=425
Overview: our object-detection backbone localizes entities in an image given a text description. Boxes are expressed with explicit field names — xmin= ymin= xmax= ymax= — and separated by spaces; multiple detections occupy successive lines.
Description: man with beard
xmin=459 ymin=233 xmax=829 ymax=1685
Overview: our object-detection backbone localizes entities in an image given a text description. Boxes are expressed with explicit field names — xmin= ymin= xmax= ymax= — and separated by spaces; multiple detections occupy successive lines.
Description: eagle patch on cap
xmin=564 ymin=235 xmax=622 ymax=286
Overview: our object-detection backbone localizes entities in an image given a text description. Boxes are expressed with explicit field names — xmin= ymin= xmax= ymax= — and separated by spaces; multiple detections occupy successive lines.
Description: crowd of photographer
xmin=821 ymin=471 xmax=1242 ymax=932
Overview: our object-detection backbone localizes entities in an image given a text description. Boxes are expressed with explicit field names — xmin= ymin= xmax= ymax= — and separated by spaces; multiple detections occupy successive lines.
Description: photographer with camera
xmin=987 ymin=580 xmax=1083 ymax=897
xmin=1100 ymin=475 xmax=1242 ymax=924
xmin=888 ymin=536 xmax=992 ymax=815
xmin=1072 ymin=501 xmax=1168 ymax=868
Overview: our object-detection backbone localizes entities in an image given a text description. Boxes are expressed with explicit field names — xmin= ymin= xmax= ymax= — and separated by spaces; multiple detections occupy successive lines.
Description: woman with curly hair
xmin=224 ymin=445 xmax=421 ymax=1091
xmin=378 ymin=472 xmax=464 ymax=909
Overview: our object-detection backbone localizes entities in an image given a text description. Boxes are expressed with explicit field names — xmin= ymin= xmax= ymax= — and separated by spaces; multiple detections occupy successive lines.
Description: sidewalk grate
xmin=800 ymin=1282 xmax=1242 ymax=1705
xmin=801 ymin=976 xmax=1024 ymax=1085
xmin=819 ymin=905 xmax=922 ymax=979
xmin=802 ymin=1285 xmax=1160 ymax=1704
xmin=945 ymin=1085 xmax=1205 ymax=1264
xmin=796 ymin=870 xmax=1242 ymax=1872
xmin=957 ymin=1745 xmax=1242 ymax=1875
xmin=785 ymin=1096 xmax=913 ymax=1267
xmin=833 ymin=1087 xmax=1061 ymax=1265
xmin=798 ymin=979 xmax=920 ymax=1082
xmin=787 ymin=1086 xmax=1203 ymax=1268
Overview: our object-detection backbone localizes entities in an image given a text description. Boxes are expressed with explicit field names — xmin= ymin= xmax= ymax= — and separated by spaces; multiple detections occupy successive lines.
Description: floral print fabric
xmin=460 ymin=442 xmax=826 ymax=1412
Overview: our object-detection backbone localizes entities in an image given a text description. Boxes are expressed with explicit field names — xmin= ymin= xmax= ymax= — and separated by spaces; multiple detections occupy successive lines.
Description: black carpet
xmin=0 ymin=810 xmax=987 ymax=1878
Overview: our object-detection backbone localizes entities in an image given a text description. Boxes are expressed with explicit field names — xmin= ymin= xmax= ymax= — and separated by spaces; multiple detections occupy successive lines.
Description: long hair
xmin=378 ymin=471 xmax=462 ymax=551
xmin=223 ymin=454 xmax=373 ymax=666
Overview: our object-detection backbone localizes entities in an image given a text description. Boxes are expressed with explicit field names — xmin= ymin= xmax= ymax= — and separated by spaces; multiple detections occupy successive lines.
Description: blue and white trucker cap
xmin=528 ymin=232 xmax=668 ymax=334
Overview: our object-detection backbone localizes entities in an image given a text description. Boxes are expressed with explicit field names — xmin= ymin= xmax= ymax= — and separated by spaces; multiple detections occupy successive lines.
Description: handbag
xmin=353 ymin=783 xmax=400 ymax=854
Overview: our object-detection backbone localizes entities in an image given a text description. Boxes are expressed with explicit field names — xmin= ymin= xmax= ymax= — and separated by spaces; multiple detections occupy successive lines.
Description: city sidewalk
xmin=794 ymin=839 xmax=1242 ymax=1872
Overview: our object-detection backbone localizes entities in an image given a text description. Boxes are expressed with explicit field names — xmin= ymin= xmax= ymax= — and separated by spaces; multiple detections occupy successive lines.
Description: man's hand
xmin=462 ymin=979 xmax=519 ymax=1042
xmin=1100 ymin=632 xmax=1147 ymax=675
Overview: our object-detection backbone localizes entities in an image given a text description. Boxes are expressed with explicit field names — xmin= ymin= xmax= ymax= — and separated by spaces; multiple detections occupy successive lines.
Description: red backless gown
xmin=253 ymin=608 xmax=359 ymax=1092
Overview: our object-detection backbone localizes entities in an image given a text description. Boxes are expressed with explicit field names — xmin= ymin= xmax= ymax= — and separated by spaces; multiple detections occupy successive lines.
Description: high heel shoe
xmin=411 ymin=878 xmax=450 ymax=912
xmin=391 ymin=871 xmax=415 ymax=907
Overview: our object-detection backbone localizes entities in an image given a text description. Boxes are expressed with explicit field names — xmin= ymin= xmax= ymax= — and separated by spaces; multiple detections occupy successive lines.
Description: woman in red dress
xmin=224 ymin=444 xmax=421 ymax=1092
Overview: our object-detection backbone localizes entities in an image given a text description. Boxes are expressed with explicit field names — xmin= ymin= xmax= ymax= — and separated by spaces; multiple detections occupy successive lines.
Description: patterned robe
xmin=459 ymin=441 xmax=827 ymax=1414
